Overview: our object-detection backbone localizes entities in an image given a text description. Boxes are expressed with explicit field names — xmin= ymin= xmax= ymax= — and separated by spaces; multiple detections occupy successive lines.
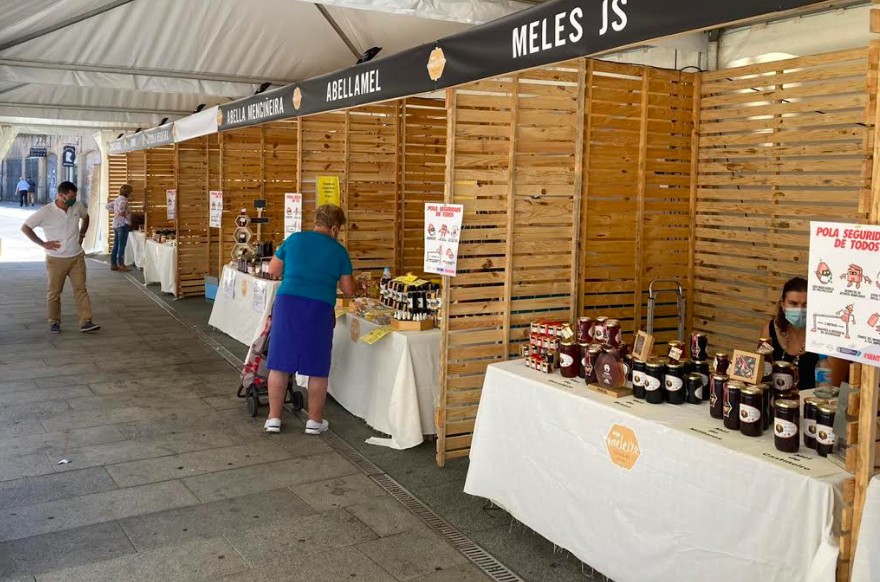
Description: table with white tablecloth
xmin=464 ymin=360 xmax=849 ymax=582
xmin=208 ymin=265 xmax=281 ymax=346
xmin=329 ymin=314 xmax=440 ymax=450
xmin=124 ymin=230 xmax=145 ymax=269
xmin=852 ymin=475 xmax=880 ymax=582
xmin=143 ymin=239 xmax=177 ymax=296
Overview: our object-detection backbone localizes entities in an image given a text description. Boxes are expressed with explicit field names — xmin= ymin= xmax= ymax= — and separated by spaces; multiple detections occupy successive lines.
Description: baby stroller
xmin=237 ymin=315 xmax=305 ymax=417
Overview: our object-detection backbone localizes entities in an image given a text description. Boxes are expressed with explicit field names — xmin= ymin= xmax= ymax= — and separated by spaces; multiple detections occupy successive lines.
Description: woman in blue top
xmin=265 ymin=204 xmax=354 ymax=434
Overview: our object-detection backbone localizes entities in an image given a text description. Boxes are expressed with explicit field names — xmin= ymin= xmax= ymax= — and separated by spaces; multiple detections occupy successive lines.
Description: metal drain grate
xmin=322 ymin=431 xmax=525 ymax=582
xmin=120 ymin=269 xmax=523 ymax=582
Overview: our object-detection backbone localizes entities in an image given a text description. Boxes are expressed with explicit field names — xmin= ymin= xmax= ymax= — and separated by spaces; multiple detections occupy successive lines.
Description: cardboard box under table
xmin=328 ymin=313 xmax=440 ymax=450
xmin=465 ymin=360 xmax=849 ymax=582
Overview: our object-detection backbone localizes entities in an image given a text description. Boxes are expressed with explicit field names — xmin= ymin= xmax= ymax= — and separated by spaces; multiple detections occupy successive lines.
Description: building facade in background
xmin=1 ymin=134 xmax=100 ymax=205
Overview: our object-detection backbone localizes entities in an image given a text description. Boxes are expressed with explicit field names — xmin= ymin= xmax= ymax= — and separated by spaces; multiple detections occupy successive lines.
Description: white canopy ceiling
xmin=0 ymin=0 xmax=544 ymax=131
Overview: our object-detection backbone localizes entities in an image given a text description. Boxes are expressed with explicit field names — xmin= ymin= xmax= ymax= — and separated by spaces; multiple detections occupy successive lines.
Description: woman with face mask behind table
xmin=760 ymin=276 xmax=848 ymax=389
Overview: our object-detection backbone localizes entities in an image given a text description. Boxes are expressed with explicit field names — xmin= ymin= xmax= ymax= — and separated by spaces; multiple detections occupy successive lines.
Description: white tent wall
xmin=88 ymin=129 xmax=115 ymax=254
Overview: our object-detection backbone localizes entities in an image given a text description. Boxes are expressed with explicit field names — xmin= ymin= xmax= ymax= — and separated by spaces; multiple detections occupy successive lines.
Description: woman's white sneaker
xmin=264 ymin=418 xmax=282 ymax=433
xmin=305 ymin=419 xmax=329 ymax=435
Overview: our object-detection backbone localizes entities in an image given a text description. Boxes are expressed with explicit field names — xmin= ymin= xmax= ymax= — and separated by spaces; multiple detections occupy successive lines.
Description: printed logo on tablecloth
xmin=241 ymin=278 xmax=248 ymax=297
xmin=605 ymin=424 xmax=640 ymax=470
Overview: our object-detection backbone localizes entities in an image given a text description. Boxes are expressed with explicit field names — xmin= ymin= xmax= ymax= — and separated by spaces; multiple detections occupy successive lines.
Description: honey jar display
xmin=710 ymin=374 xmax=727 ymax=419
xmin=815 ymin=404 xmax=837 ymax=457
xmin=577 ymin=317 xmax=594 ymax=344
xmin=739 ymin=386 xmax=764 ymax=437
xmin=667 ymin=341 xmax=684 ymax=363
xmin=774 ymin=399 xmax=800 ymax=453
xmin=723 ymin=381 xmax=742 ymax=430
xmin=686 ymin=373 xmax=703 ymax=405
xmin=771 ymin=361 xmax=796 ymax=394
xmin=803 ymin=397 xmax=822 ymax=449
xmin=691 ymin=332 xmax=708 ymax=361
xmin=559 ymin=339 xmax=579 ymax=379
xmin=644 ymin=360 xmax=665 ymax=404
xmin=693 ymin=360 xmax=710 ymax=402
xmin=713 ymin=352 xmax=730 ymax=376
xmin=605 ymin=319 xmax=622 ymax=348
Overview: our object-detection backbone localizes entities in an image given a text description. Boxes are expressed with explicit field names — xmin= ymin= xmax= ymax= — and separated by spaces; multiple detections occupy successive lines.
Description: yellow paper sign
xmin=393 ymin=274 xmax=419 ymax=284
xmin=361 ymin=326 xmax=393 ymax=345
xmin=335 ymin=308 xmax=346 ymax=318
xmin=316 ymin=176 xmax=341 ymax=207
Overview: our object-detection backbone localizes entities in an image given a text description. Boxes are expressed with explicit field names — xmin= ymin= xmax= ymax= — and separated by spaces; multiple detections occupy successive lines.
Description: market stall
xmin=465 ymin=361 xmax=847 ymax=582
xmin=143 ymin=238 xmax=177 ymax=296
xmin=124 ymin=230 xmax=145 ymax=269
xmin=329 ymin=313 xmax=441 ymax=450
xmin=208 ymin=264 xmax=281 ymax=345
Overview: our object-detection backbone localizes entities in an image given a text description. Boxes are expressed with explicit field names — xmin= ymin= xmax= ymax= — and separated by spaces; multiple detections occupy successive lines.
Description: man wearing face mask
xmin=760 ymin=276 xmax=847 ymax=389
xmin=20 ymin=181 xmax=101 ymax=334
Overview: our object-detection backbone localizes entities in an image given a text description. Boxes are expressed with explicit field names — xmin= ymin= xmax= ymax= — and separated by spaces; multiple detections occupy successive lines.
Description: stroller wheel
xmin=291 ymin=390 xmax=305 ymax=412
xmin=246 ymin=394 xmax=259 ymax=417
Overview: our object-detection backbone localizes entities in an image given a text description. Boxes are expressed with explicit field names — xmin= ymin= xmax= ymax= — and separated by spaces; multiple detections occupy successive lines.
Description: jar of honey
xmin=665 ymin=361 xmax=685 ymax=405
xmin=816 ymin=404 xmax=837 ymax=457
xmin=724 ymin=382 xmax=742 ymax=430
xmin=632 ymin=359 xmax=647 ymax=400
xmin=559 ymin=340 xmax=579 ymax=379
xmin=713 ymin=352 xmax=730 ymax=375
xmin=771 ymin=361 xmax=796 ymax=394
xmin=710 ymin=374 xmax=727 ymax=419
xmin=645 ymin=360 xmax=665 ymax=404
xmin=739 ymin=387 xmax=763 ymax=437
xmin=774 ymin=399 xmax=800 ymax=453
xmin=667 ymin=341 xmax=685 ymax=363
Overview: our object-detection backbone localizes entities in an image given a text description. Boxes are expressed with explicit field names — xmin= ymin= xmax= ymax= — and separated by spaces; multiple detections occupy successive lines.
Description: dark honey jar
xmin=558 ymin=339 xmax=579 ymax=379
xmin=585 ymin=345 xmax=602 ymax=384
xmin=645 ymin=360 xmax=665 ymax=404
xmin=816 ymin=404 xmax=837 ymax=457
xmin=758 ymin=384 xmax=773 ymax=431
xmin=739 ymin=386 xmax=763 ymax=437
xmin=772 ymin=361 xmax=796 ymax=394
xmin=623 ymin=353 xmax=633 ymax=388
xmin=803 ymin=397 xmax=822 ymax=449
xmin=691 ymin=332 xmax=708 ymax=361
xmin=576 ymin=317 xmax=594 ymax=344
xmin=710 ymin=374 xmax=728 ymax=419
xmin=632 ymin=359 xmax=647 ymax=400
xmin=577 ymin=342 xmax=590 ymax=379
xmin=723 ymin=381 xmax=742 ymax=430
xmin=665 ymin=361 xmax=685 ymax=405
xmin=693 ymin=360 xmax=710 ymax=402
xmin=757 ymin=346 xmax=774 ymax=384
xmin=686 ymin=373 xmax=703 ymax=405
xmin=713 ymin=352 xmax=730 ymax=376
xmin=774 ymin=399 xmax=800 ymax=453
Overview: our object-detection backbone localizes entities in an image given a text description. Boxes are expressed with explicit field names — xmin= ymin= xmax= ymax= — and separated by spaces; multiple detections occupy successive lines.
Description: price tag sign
xmin=252 ymin=280 xmax=268 ymax=313
xmin=361 ymin=326 xmax=393 ymax=345
xmin=165 ymin=189 xmax=177 ymax=221
xmin=335 ymin=308 xmax=346 ymax=318
xmin=222 ymin=268 xmax=236 ymax=299
xmin=424 ymin=203 xmax=463 ymax=276
xmin=284 ymin=193 xmax=302 ymax=236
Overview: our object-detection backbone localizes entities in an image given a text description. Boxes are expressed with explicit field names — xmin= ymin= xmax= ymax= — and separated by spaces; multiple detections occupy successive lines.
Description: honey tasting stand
xmin=103 ymin=4 xmax=880 ymax=578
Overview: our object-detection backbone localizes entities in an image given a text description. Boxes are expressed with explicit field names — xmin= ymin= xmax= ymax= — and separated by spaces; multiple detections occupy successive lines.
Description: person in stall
xmin=263 ymin=204 xmax=354 ymax=435
xmin=760 ymin=276 xmax=848 ymax=389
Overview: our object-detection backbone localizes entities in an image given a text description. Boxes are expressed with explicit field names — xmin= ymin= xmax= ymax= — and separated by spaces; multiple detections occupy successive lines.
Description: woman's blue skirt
xmin=267 ymin=294 xmax=335 ymax=377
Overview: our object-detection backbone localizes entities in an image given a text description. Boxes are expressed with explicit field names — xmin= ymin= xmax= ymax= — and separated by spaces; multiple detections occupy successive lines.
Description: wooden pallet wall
xmin=207 ymin=133 xmax=221 ymax=278
xmin=693 ymin=48 xmax=871 ymax=353
xmin=300 ymin=113 xmax=346 ymax=239
xmin=348 ymin=104 xmax=399 ymax=275
xmin=124 ymin=150 xmax=146 ymax=220
xmin=262 ymin=121 xmax=298 ymax=248
xmin=176 ymin=138 xmax=209 ymax=297
xmin=437 ymin=59 xmax=697 ymax=465
xmin=402 ymin=97 xmax=446 ymax=276
xmin=219 ymin=127 xmax=262 ymax=271
xmin=106 ymin=153 xmax=129 ymax=250
xmin=144 ymin=145 xmax=176 ymax=232
xmin=579 ymin=62 xmax=696 ymax=345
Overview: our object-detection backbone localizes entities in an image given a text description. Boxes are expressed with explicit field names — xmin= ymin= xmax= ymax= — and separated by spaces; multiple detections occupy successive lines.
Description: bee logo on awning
xmin=427 ymin=47 xmax=446 ymax=81
xmin=293 ymin=87 xmax=302 ymax=111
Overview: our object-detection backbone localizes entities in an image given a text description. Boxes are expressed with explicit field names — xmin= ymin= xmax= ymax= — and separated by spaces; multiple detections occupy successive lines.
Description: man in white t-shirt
xmin=16 ymin=177 xmax=29 ymax=207
xmin=21 ymin=181 xmax=101 ymax=333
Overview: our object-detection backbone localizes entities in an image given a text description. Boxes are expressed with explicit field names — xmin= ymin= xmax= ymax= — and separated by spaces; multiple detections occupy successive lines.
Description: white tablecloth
xmin=208 ymin=265 xmax=281 ymax=346
xmin=465 ymin=360 xmax=849 ymax=582
xmin=329 ymin=314 xmax=440 ymax=450
xmin=143 ymin=239 xmax=177 ymax=296
xmin=124 ymin=231 xmax=145 ymax=269
xmin=853 ymin=475 xmax=880 ymax=582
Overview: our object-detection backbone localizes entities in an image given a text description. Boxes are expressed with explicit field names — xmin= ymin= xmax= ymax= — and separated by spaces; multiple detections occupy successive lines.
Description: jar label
xmin=710 ymin=393 xmax=718 ymax=407
xmin=740 ymin=404 xmax=761 ymax=423
xmin=764 ymin=362 xmax=773 ymax=377
xmin=816 ymin=424 xmax=836 ymax=446
xmin=666 ymin=376 xmax=683 ymax=392
xmin=697 ymin=373 xmax=709 ymax=387
xmin=695 ymin=386 xmax=703 ymax=400
xmin=774 ymin=418 xmax=798 ymax=438
xmin=772 ymin=373 xmax=793 ymax=392
xmin=669 ymin=347 xmax=683 ymax=361
xmin=804 ymin=418 xmax=817 ymax=436
xmin=560 ymin=354 xmax=574 ymax=368
xmin=632 ymin=371 xmax=645 ymax=387
xmin=645 ymin=376 xmax=661 ymax=392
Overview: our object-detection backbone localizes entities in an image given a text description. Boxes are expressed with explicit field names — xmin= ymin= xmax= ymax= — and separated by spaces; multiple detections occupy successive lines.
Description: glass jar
xmin=693 ymin=360 xmax=710 ymax=402
xmin=772 ymin=361 xmax=796 ymax=394
xmin=774 ymin=399 xmax=800 ymax=453
xmin=739 ymin=387 xmax=763 ymax=437
xmin=713 ymin=352 xmax=730 ymax=376
xmin=667 ymin=341 xmax=685 ymax=363
xmin=691 ymin=332 xmax=708 ymax=361
xmin=559 ymin=340 xmax=579 ymax=379
xmin=816 ymin=404 xmax=837 ymax=457
xmin=803 ymin=397 xmax=822 ymax=449
xmin=645 ymin=360 xmax=664 ymax=404
xmin=632 ymin=359 xmax=647 ymax=400
xmin=686 ymin=373 xmax=703 ymax=405
xmin=577 ymin=342 xmax=589 ymax=379
xmin=665 ymin=362 xmax=685 ymax=405
xmin=577 ymin=317 xmax=594 ymax=344
xmin=723 ymin=381 xmax=742 ymax=430
xmin=710 ymin=374 xmax=728 ymax=419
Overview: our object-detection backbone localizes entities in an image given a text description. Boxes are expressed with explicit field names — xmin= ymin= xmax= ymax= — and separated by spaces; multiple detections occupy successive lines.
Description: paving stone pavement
xmin=0 ymin=261 xmax=492 ymax=582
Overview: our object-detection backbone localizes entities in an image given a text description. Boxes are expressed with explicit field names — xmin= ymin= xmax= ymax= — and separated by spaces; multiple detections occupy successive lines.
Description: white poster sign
xmin=252 ymin=279 xmax=268 ymax=313
xmin=165 ymin=189 xmax=177 ymax=221
xmin=222 ymin=267 xmax=236 ymax=300
xmin=284 ymin=193 xmax=303 ymax=237
xmin=424 ymin=203 xmax=464 ymax=276
xmin=807 ymin=221 xmax=880 ymax=366
xmin=209 ymin=191 xmax=223 ymax=228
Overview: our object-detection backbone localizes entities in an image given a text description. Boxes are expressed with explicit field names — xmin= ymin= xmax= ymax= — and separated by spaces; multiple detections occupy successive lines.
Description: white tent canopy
xmin=0 ymin=0 xmax=545 ymax=130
